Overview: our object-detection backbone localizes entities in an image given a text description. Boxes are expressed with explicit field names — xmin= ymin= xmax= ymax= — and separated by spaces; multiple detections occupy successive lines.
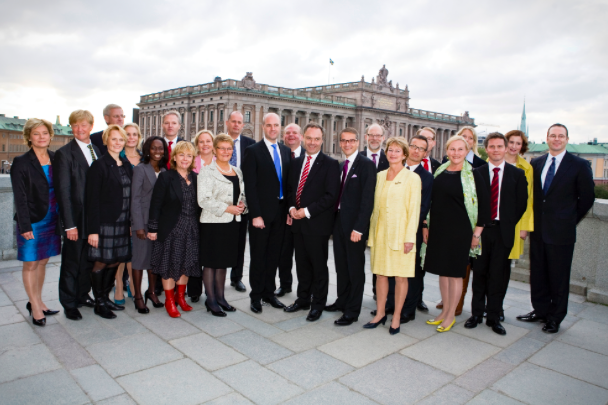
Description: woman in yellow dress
xmin=504 ymin=130 xmax=534 ymax=258
xmin=365 ymin=137 xmax=421 ymax=335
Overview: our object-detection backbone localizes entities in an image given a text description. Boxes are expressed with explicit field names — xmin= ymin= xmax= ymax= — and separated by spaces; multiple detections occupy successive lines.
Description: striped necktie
xmin=296 ymin=156 xmax=312 ymax=208
xmin=87 ymin=144 xmax=97 ymax=163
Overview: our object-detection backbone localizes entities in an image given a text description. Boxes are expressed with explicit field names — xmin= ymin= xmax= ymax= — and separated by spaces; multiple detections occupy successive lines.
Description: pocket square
xmin=351 ymin=174 xmax=357 ymax=178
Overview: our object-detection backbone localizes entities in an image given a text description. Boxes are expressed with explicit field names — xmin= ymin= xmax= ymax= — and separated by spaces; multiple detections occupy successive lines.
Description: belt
xmin=486 ymin=220 xmax=500 ymax=228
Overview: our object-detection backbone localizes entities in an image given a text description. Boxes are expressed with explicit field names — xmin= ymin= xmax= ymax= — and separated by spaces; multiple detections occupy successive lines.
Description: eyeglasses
xmin=548 ymin=134 xmax=567 ymax=140
xmin=216 ymin=147 xmax=234 ymax=152
xmin=409 ymin=145 xmax=427 ymax=152
xmin=340 ymin=139 xmax=358 ymax=144
xmin=111 ymin=115 xmax=126 ymax=119
xmin=367 ymin=134 xmax=384 ymax=139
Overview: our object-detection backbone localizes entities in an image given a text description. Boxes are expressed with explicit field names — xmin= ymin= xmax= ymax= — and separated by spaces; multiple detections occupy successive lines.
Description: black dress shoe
xmin=370 ymin=306 xmax=394 ymax=316
xmin=274 ymin=287 xmax=292 ymax=297
xmin=28 ymin=303 xmax=60 ymax=317
xmin=106 ymin=299 xmax=125 ymax=311
xmin=218 ymin=302 xmax=236 ymax=312
xmin=77 ymin=295 xmax=95 ymax=308
xmin=464 ymin=315 xmax=483 ymax=329
xmin=65 ymin=308 xmax=83 ymax=321
xmin=389 ymin=325 xmax=400 ymax=335
xmin=417 ymin=301 xmax=429 ymax=312
xmin=250 ymin=300 xmax=262 ymax=313
xmin=265 ymin=297 xmax=286 ymax=309
xmin=231 ymin=281 xmax=247 ymax=292
xmin=191 ymin=296 xmax=200 ymax=303
xmin=486 ymin=319 xmax=507 ymax=335
xmin=542 ymin=320 xmax=560 ymax=334
xmin=284 ymin=302 xmax=311 ymax=313
xmin=324 ymin=303 xmax=343 ymax=312
xmin=306 ymin=309 xmax=322 ymax=322
xmin=363 ymin=315 xmax=387 ymax=329
xmin=400 ymin=313 xmax=415 ymax=323
xmin=335 ymin=314 xmax=358 ymax=325
xmin=516 ymin=311 xmax=547 ymax=323
xmin=205 ymin=301 xmax=227 ymax=317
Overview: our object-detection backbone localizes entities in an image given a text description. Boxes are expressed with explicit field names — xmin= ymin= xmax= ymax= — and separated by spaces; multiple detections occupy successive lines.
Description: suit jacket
xmin=148 ymin=170 xmax=200 ymax=242
xmin=430 ymin=157 xmax=441 ymax=173
xmin=90 ymin=131 xmax=107 ymax=156
xmin=11 ymin=148 xmax=56 ymax=233
xmin=53 ymin=139 xmax=101 ymax=238
xmin=531 ymin=152 xmax=595 ymax=245
xmin=413 ymin=165 xmax=433 ymax=230
xmin=288 ymin=152 xmax=340 ymax=236
xmin=131 ymin=163 xmax=166 ymax=231
xmin=239 ymin=135 xmax=255 ymax=168
xmin=242 ymin=140 xmax=291 ymax=222
xmin=476 ymin=163 xmax=528 ymax=249
xmin=361 ymin=148 xmax=389 ymax=172
xmin=335 ymin=154 xmax=376 ymax=238
xmin=198 ymin=161 xmax=248 ymax=223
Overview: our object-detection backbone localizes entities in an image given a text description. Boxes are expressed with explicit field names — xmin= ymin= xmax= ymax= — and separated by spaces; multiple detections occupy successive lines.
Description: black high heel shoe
xmin=134 ymin=297 xmax=150 ymax=314
xmin=27 ymin=302 xmax=59 ymax=316
xmin=218 ymin=302 xmax=236 ymax=312
xmin=145 ymin=290 xmax=164 ymax=308
xmin=26 ymin=303 xmax=46 ymax=327
xmin=363 ymin=315 xmax=387 ymax=329
xmin=389 ymin=325 xmax=401 ymax=335
xmin=205 ymin=301 xmax=227 ymax=317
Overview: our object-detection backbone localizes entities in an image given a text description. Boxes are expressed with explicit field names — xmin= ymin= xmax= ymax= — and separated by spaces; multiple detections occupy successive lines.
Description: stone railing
xmin=0 ymin=175 xmax=16 ymax=260
xmin=511 ymin=199 xmax=608 ymax=304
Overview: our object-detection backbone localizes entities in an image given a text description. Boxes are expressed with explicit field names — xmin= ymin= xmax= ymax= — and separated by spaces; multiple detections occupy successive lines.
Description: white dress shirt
xmin=488 ymin=160 xmax=505 ymax=220
xmin=338 ymin=150 xmax=358 ymax=210
xmin=369 ymin=148 xmax=382 ymax=169
xmin=292 ymin=145 xmax=302 ymax=158
xmin=263 ymin=137 xmax=283 ymax=199
xmin=406 ymin=162 xmax=420 ymax=172
xmin=466 ymin=150 xmax=475 ymax=164
xmin=290 ymin=150 xmax=320 ymax=218
xmin=541 ymin=150 xmax=567 ymax=188
xmin=75 ymin=138 xmax=97 ymax=166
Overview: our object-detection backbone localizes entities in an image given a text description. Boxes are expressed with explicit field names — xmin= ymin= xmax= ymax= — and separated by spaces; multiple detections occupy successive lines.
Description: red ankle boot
xmin=175 ymin=284 xmax=193 ymax=311
xmin=164 ymin=289 xmax=181 ymax=318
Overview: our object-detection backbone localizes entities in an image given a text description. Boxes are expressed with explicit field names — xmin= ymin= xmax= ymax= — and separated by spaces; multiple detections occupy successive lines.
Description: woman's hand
xmin=66 ymin=228 xmax=79 ymax=241
xmin=471 ymin=234 xmax=480 ymax=249
xmin=20 ymin=231 xmax=34 ymax=241
xmin=147 ymin=232 xmax=158 ymax=241
xmin=88 ymin=234 xmax=99 ymax=249
xmin=136 ymin=230 xmax=147 ymax=240
xmin=520 ymin=230 xmax=528 ymax=240
xmin=422 ymin=228 xmax=429 ymax=244
xmin=225 ymin=205 xmax=244 ymax=215
xmin=404 ymin=242 xmax=414 ymax=254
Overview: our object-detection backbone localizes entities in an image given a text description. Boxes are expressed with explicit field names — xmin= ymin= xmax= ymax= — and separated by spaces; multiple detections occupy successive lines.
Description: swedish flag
xmin=329 ymin=58 xmax=334 ymax=65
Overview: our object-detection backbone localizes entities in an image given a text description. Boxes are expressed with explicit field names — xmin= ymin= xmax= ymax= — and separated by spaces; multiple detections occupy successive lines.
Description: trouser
xmin=230 ymin=214 xmax=249 ymax=283
xmin=471 ymin=224 xmax=511 ymax=322
xmin=530 ymin=235 xmax=574 ymax=324
xmin=402 ymin=239 xmax=424 ymax=316
xmin=59 ymin=237 xmax=93 ymax=309
xmin=248 ymin=204 xmax=285 ymax=302
xmin=294 ymin=232 xmax=330 ymax=311
xmin=276 ymin=223 xmax=295 ymax=289
xmin=332 ymin=213 xmax=366 ymax=317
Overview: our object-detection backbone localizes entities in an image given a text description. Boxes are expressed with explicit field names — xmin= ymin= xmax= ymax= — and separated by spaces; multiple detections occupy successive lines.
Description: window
xmin=192 ymin=113 xmax=196 ymax=123
xmin=219 ymin=110 xmax=224 ymax=121
xmin=333 ymin=121 xmax=337 ymax=131
xmin=400 ymin=128 xmax=403 ymax=136
xmin=2 ymin=145 xmax=4 ymax=151
xmin=281 ymin=116 xmax=285 ymax=126
xmin=210 ymin=111 xmax=214 ymax=122
xmin=295 ymin=117 xmax=299 ymax=125
xmin=245 ymin=111 xmax=251 ymax=123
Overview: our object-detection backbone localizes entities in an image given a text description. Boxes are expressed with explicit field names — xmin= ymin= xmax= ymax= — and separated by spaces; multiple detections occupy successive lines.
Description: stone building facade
xmin=137 ymin=66 xmax=475 ymax=160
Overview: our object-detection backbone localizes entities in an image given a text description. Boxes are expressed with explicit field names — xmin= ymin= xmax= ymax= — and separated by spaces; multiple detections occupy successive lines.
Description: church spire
xmin=519 ymin=100 xmax=528 ymax=137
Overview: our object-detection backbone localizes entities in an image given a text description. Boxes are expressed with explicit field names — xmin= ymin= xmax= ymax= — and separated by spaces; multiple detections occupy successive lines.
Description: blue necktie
xmin=543 ymin=157 xmax=556 ymax=195
xmin=271 ymin=144 xmax=283 ymax=199
xmin=230 ymin=139 xmax=238 ymax=167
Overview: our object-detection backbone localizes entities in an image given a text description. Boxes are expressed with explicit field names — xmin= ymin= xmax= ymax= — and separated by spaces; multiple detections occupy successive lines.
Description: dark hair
xmin=547 ymin=123 xmax=568 ymax=138
xmin=303 ymin=122 xmax=325 ymax=137
xmin=505 ymin=130 xmax=529 ymax=154
xmin=142 ymin=136 xmax=169 ymax=167
xmin=483 ymin=132 xmax=507 ymax=148
xmin=340 ymin=127 xmax=359 ymax=140
xmin=410 ymin=134 xmax=429 ymax=147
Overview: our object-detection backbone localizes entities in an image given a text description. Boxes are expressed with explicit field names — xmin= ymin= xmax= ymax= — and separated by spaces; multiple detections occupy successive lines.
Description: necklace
xmin=216 ymin=164 xmax=233 ymax=174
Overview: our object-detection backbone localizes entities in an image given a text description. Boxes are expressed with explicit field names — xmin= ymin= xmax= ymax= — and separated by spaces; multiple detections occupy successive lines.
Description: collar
xmin=344 ymin=150 xmax=358 ymax=162
xmin=231 ymin=134 xmax=241 ymax=143
xmin=293 ymin=145 xmax=302 ymax=156
xmin=466 ymin=150 xmax=475 ymax=163
xmin=488 ymin=160 xmax=505 ymax=172
xmin=368 ymin=148 xmax=382 ymax=156
xmin=406 ymin=162 xmax=420 ymax=171
xmin=164 ymin=136 xmax=178 ymax=144
xmin=548 ymin=149 xmax=567 ymax=163
xmin=304 ymin=151 xmax=320 ymax=160
xmin=263 ymin=137 xmax=278 ymax=149
xmin=75 ymin=137 xmax=92 ymax=147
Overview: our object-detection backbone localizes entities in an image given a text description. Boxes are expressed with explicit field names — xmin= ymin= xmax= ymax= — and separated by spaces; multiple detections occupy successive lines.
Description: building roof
xmin=0 ymin=114 xmax=72 ymax=136
xmin=527 ymin=143 xmax=608 ymax=155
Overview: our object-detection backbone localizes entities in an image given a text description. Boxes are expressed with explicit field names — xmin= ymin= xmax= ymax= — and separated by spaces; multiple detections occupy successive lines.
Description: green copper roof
xmin=527 ymin=143 xmax=608 ymax=154
xmin=0 ymin=114 xmax=72 ymax=136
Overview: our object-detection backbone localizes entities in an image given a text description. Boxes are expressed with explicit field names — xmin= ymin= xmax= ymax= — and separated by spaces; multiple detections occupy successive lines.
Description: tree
xmin=477 ymin=147 xmax=488 ymax=161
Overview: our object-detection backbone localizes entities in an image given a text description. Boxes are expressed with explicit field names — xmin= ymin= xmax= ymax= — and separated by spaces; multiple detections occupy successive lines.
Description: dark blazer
xmin=11 ymin=149 xmax=56 ymax=233
xmin=288 ymin=152 xmax=340 ymax=236
xmin=531 ymin=152 xmax=595 ymax=245
xmin=148 ymin=170 xmax=200 ymax=242
xmin=430 ymin=157 xmax=441 ymax=173
xmin=85 ymin=153 xmax=133 ymax=235
xmin=336 ymin=154 xmax=376 ymax=238
xmin=361 ymin=148 xmax=389 ymax=172
xmin=239 ymin=135 xmax=255 ymax=168
xmin=53 ymin=139 xmax=101 ymax=238
xmin=131 ymin=163 xmax=166 ymax=231
xmin=242 ymin=140 xmax=291 ymax=222
xmin=90 ymin=131 xmax=107 ymax=156
xmin=413 ymin=165 xmax=434 ymax=230
xmin=476 ymin=163 xmax=528 ymax=249
xmin=442 ymin=153 xmax=485 ymax=168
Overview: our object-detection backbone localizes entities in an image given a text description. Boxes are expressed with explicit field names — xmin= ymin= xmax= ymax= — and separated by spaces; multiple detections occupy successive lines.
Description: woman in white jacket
xmin=197 ymin=134 xmax=247 ymax=316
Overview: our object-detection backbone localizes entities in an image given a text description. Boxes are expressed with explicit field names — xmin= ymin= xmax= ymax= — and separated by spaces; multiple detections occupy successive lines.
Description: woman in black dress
xmin=197 ymin=134 xmax=246 ymax=316
xmin=148 ymin=141 xmax=201 ymax=318
xmin=423 ymin=135 xmax=490 ymax=332
xmin=86 ymin=125 xmax=133 ymax=319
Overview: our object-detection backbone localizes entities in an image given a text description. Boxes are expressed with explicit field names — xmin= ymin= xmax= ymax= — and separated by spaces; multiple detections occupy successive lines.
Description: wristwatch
xmin=472 ymin=234 xmax=481 ymax=240
xmin=422 ymin=223 xmax=428 ymax=229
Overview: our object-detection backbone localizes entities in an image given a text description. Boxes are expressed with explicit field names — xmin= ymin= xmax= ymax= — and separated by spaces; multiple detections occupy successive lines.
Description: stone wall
xmin=0 ymin=175 xmax=16 ymax=260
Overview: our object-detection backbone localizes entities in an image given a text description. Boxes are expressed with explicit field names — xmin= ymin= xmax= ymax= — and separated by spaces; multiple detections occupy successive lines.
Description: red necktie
xmin=372 ymin=153 xmax=377 ymax=165
xmin=422 ymin=158 xmax=429 ymax=171
xmin=296 ymin=156 xmax=312 ymax=208
xmin=291 ymin=151 xmax=295 ymax=159
xmin=490 ymin=167 xmax=500 ymax=219
xmin=167 ymin=141 xmax=173 ymax=170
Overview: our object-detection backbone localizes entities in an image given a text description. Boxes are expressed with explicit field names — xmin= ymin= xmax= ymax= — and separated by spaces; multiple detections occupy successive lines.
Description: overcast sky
xmin=1 ymin=0 xmax=606 ymax=143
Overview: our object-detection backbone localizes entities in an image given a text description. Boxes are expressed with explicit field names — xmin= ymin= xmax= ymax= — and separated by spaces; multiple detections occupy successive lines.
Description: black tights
xmin=203 ymin=267 xmax=228 ymax=312
xmin=92 ymin=261 xmax=119 ymax=273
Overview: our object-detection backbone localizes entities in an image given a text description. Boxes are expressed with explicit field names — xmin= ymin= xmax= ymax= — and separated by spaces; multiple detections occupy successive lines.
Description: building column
xmin=292 ymin=110 xmax=298 ymax=124
xmin=304 ymin=111 xmax=310 ymax=126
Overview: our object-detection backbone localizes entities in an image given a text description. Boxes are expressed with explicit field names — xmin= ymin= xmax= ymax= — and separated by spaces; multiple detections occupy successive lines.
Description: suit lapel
xmin=280 ymin=144 xmax=290 ymax=184
xmin=546 ymin=152 xmax=573 ymax=196
xmin=534 ymin=154 xmax=548 ymax=192
xmin=170 ymin=171 xmax=184 ymax=203
xmin=27 ymin=148 xmax=46 ymax=179
xmin=143 ymin=163 xmax=157 ymax=187
xmin=304 ymin=152 xmax=324 ymax=191
xmin=345 ymin=153 xmax=360 ymax=185
xmin=71 ymin=140 xmax=90 ymax=171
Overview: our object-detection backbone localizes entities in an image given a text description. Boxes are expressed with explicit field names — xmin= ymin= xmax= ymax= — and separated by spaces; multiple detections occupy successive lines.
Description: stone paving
xmin=1 ymin=241 xmax=608 ymax=405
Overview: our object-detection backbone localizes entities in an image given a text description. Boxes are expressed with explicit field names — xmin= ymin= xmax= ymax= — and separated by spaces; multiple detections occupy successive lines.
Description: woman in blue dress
xmin=11 ymin=119 xmax=62 ymax=327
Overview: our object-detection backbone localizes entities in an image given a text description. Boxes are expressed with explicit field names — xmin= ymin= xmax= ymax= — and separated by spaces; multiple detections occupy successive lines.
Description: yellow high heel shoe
xmin=426 ymin=318 xmax=444 ymax=325
xmin=437 ymin=319 xmax=456 ymax=332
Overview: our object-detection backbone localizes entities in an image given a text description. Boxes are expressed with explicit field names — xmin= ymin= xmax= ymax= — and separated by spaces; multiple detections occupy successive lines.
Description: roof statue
xmin=377 ymin=65 xmax=389 ymax=86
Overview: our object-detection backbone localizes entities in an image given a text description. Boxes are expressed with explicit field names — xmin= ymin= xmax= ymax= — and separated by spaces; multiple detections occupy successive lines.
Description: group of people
xmin=11 ymin=102 xmax=594 ymax=337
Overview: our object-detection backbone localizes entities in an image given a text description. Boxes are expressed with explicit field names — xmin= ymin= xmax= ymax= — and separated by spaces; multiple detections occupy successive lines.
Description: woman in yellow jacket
xmin=504 ymin=130 xmax=534 ymax=258
xmin=366 ymin=137 xmax=421 ymax=335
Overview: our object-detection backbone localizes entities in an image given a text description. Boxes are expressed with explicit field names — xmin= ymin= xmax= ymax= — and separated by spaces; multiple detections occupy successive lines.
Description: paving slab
xmin=493 ymin=337 xmax=546 ymax=365
xmin=0 ymin=304 xmax=24 ymax=326
xmin=55 ymin=310 xmax=124 ymax=347
xmin=274 ymin=311 xmax=341 ymax=332
xmin=96 ymin=393 xmax=137 ymax=405
xmin=0 ymin=343 xmax=61 ymax=383
xmin=170 ymin=332 xmax=247 ymax=371
xmin=203 ymin=392 xmax=254 ymax=405
xmin=35 ymin=323 xmax=96 ymax=370
xmin=466 ymin=389 xmax=525 ymax=405
xmin=219 ymin=329 xmax=293 ymax=365
xmin=136 ymin=311 xmax=201 ymax=340
xmin=118 ymin=358 xmax=231 ymax=405
xmin=226 ymin=310 xmax=284 ymax=337
xmin=453 ymin=320 xmax=529 ymax=348
xmin=0 ymin=369 xmax=89 ymax=405
xmin=181 ymin=309 xmax=244 ymax=337
xmin=0 ymin=321 xmax=41 ymax=350
xmin=416 ymin=384 xmax=475 ymax=405
xmin=453 ymin=358 xmax=515 ymax=393
xmin=230 ymin=297 xmax=304 ymax=324
xmin=271 ymin=320 xmax=346 ymax=352
xmin=284 ymin=381 xmax=377 ymax=405
xmin=0 ymin=289 xmax=11 ymax=307
xmin=70 ymin=364 xmax=125 ymax=402
xmin=558 ymin=319 xmax=608 ymax=356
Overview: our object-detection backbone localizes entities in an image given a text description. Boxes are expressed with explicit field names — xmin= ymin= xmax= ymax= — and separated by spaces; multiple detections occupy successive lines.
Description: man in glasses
xmin=361 ymin=124 xmax=389 ymax=172
xmin=90 ymin=104 xmax=125 ymax=155
xmin=417 ymin=127 xmax=441 ymax=174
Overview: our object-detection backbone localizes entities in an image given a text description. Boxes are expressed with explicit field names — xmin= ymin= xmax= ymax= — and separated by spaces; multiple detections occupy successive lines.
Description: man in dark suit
xmin=90 ymin=104 xmax=125 ymax=156
xmin=517 ymin=124 xmax=595 ymax=333
xmin=324 ymin=128 xmax=376 ymax=325
xmin=54 ymin=110 xmax=100 ymax=320
xmin=225 ymin=111 xmax=255 ymax=293
xmin=285 ymin=123 xmax=340 ymax=322
xmin=275 ymin=123 xmax=303 ymax=297
xmin=160 ymin=111 xmax=185 ymax=170
xmin=418 ymin=127 xmax=441 ymax=174
xmin=242 ymin=113 xmax=291 ymax=313
xmin=361 ymin=123 xmax=389 ymax=172
xmin=465 ymin=133 xmax=528 ymax=335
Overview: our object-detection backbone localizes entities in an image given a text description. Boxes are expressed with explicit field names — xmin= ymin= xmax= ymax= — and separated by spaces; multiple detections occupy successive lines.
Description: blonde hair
xmin=385 ymin=137 xmax=409 ymax=164
xmin=123 ymin=123 xmax=143 ymax=149
xmin=102 ymin=125 xmax=128 ymax=146
xmin=103 ymin=104 xmax=122 ymax=117
xmin=192 ymin=130 xmax=215 ymax=155
xmin=23 ymin=118 xmax=54 ymax=148
xmin=417 ymin=127 xmax=436 ymax=140
xmin=213 ymin=133 xmax=234 ymax=149
xmin=169 ymin=141 xmax=196 ymax=171
xmin=69 ymin=110 xmax=94 ymax=126
xmin=162 ymin=110 xmax=182 ymax=124
xmin=456 ymin=126 xmax=478 ymax=155
xmin=445 ymin=135 xmax=470 ymax=153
